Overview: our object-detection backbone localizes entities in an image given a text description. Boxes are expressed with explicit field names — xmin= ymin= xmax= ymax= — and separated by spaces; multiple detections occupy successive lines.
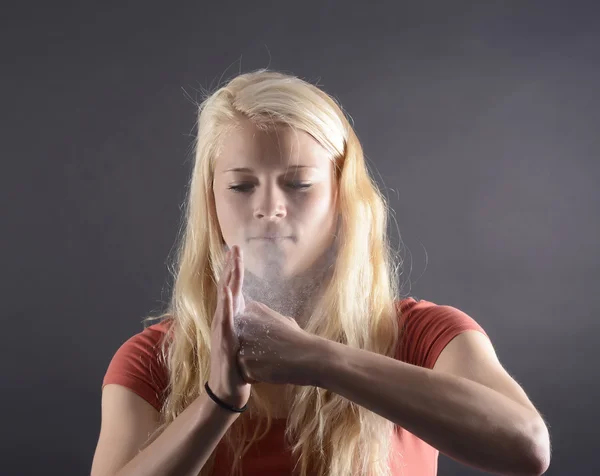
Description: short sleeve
xmin=102 ymin=323 xmax=170 ymax=412
xmin=396 ymin=298 xmax=490 ymax=369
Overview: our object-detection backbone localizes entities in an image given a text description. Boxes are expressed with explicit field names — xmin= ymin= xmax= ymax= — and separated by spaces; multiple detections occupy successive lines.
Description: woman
xmin=92 ymin=69 xmax=551 ymax=476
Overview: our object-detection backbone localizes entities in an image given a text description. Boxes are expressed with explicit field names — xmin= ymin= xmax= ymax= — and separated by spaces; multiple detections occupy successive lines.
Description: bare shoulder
xmin=90 ymin=384 xmax=161 ymax=476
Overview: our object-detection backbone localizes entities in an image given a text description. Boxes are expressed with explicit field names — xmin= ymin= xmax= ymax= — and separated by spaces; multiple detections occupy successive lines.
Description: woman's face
xmin=213 ymin=117 xmax=338 ymax=280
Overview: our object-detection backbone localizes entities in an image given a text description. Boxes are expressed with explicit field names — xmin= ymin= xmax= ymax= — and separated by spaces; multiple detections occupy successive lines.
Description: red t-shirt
xmin=102 ymin=297 xmax=489 ymax=475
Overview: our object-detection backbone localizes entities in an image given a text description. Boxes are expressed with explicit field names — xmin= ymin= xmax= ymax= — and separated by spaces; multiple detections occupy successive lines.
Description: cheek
xmin=298 ymin=192 xmax=336 ymax=225
xmin=215 ymin=192 xmax=244 ymax=235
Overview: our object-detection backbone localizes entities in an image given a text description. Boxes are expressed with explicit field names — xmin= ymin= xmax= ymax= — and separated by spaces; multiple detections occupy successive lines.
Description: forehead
xmin=214 ymin=118 xmax=331 ymax=171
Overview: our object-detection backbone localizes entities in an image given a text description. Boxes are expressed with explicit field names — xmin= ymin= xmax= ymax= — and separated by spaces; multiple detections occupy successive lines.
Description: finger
xmin=224 ymin=285 xmax=237 ymax=336
xmin=238 ymin=247 xmax=244 ymax=290
xmin=219 ymin=284 xmax=232 ymax=329
xmin=222 ymin=250 xmax=233 ymax=285
xmin=215 ymin=253 xmax=232 ymax=327
xmin=226 ymin=246 xmax=236 ymax=287
xmin=212 ymin=283 xmax=225 ymax=329
xmin=230 ymin=247 xmax=244 ymax=296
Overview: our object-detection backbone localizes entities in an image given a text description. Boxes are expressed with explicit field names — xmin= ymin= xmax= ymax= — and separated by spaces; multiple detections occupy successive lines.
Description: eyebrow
xmin=222 ymin=165 xmax=317 ymax=173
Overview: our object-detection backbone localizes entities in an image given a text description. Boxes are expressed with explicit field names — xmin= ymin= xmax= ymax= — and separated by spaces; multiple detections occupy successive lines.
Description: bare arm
xmin=307 ymin=337 xmax=548 ymax=476
xmin=92 ymin=384 xmax=243 ymax=476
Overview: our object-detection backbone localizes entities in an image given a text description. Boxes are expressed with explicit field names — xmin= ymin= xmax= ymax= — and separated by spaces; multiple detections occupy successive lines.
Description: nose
xmin=253 ymin=184 xmax=287 ymax=220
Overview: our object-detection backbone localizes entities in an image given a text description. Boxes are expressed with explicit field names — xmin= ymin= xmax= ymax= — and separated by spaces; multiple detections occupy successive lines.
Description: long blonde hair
xmin=144 ymin=69 xmax=404 ymax=476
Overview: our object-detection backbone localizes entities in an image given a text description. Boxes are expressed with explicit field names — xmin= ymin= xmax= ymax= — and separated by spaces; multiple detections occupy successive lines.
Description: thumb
xmin=236 ymin=355 xmax=259 ymax=384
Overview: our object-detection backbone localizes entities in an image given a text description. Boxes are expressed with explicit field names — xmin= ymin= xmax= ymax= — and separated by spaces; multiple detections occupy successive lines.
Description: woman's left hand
xmin=235 ymin=301 xmax=322 ymax=387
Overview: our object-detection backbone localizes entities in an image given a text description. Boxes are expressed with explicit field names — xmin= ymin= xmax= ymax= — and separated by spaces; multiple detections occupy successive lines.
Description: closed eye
xmin=228 ymin=182 xmax=312 ymax=193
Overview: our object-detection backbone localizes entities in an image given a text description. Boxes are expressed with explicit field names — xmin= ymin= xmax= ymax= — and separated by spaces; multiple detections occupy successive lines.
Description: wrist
xmin=202 ymin=392 xmax=244 ymax=421
xmin=205 ymin=380 xmax=249 ymax=410
xmin=296 ymin=335 xmax=336 ymax=388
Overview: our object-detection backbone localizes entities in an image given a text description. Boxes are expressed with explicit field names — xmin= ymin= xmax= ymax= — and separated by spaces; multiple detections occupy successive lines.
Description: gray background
xmin=3 ymin=1 xmax=598 ymax=474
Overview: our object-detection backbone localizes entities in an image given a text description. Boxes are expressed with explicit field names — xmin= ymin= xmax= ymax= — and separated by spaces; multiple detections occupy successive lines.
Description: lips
xmin=250 ymin=235 xmax=295 ymax=242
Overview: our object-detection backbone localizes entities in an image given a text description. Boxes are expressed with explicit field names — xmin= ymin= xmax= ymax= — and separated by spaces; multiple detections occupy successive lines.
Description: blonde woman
xmin=91 ymin=69 xmax=551 ymax=476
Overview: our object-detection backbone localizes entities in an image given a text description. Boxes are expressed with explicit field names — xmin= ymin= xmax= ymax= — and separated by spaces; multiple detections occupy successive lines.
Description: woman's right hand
xmin=207 ymin=245 xmax=251 ymax=410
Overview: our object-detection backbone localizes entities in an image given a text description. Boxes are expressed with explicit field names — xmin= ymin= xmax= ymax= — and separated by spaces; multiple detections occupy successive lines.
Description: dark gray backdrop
xmin=3 ymin=1 xmax=598 ymax=474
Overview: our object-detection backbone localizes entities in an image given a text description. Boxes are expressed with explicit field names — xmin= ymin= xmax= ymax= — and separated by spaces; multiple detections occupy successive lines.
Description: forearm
xmin=115 ymin=393 xmax=240 ymax=476
xmin=311 ymin=339 xmax=543 ymax=476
